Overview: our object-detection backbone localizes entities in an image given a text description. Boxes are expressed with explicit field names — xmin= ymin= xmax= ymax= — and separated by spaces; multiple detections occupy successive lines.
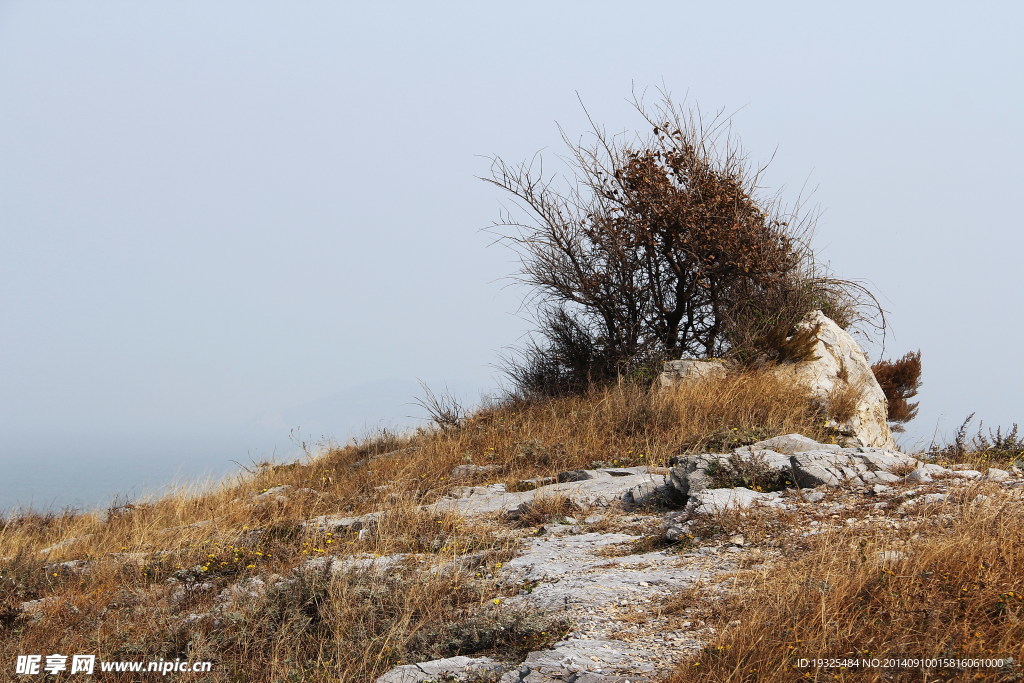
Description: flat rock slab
xmin=500 ymin=640 xmax=653 ymax=682
xmin=429 ymin=470 xmax=669 ymax=517
xmin=376 ymin=655 xmax=506 ymax=682
xmin=496 ymin=527 xmax=719 ymax=680
xmin=503 ymin=533 xmax=701 ymax=602
xmin=690 ymin=487 xmax=786 ymax=514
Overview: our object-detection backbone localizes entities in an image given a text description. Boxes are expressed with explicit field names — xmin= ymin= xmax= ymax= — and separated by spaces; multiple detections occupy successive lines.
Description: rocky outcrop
xmin=658 ymin=311 xmax=896 ymax=449
xmin=669 ymin=434 xmax=919 ymax=505
xmin=770 ymin=310 xmax=895 ymax=448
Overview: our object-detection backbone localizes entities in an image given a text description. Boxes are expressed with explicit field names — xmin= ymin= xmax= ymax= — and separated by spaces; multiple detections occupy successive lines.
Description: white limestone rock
xmin=690 ymin=487 xmax=783 ymax=514
xmin=376 ymin=656 xmax=505 ymax=682
xmin=770 ymin=311 xmax=896 ymax=449
xmin=985 ymin=467 xmax=1011 ymax=482
xmin=658 ymin=359 xmax=727 ymax=388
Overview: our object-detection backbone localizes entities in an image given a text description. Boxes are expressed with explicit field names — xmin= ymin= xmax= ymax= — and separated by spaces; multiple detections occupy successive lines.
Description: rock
xmin=789 ymin=449 xmax=917 ymax=488
xmin=217 ymin=577 xmax=266 ymax=605
xmin=690 ymin=487 xmax=782 ymax=514
xmin=949 ymin=463 xmax=977 ymax=471
xmin=876 ymin=550 xmax=907 ymax=564
xmin=802 ymin=490 xmax=827 ymax=503
xmin=447 ymin=483 xmax=508 ymax=499
xmin=18 ymin=596 xmax=62 ymax=617
xmin=450 ymin=464 xmax=502 ymax=480
xmin=502 ymin=532 xmax=700 ymax=598
xmin=301 ymin=554 xmax=408 ymax=576
xmin=557 ymin=469 xmax=611 ymax=483
xmin=169 ymin=581 xmax=216 ymax=607
xmin=43 ymin=559 xmax=89 ymax=575
xmin=902 ymin=493 xmax=947 ymax=507
xmin=985 ymin=468 xmax=1011 ymax=482
xmin=664 ymin=522 xmax=691 ymax=542
xmin=37 ymin=536 xmax=91 ymax=555
xmin=253 ymin=485 xmax=292 ymax=502
xmin=740 ymin=434 xmax=835 ymax=455
xmin=658 ymin=359 xmax=727 ymax=388
xmin=668 ymin=453 xmax=728 ymax=501
xmin=376 ymin=655 xmax=505 ymax=682
xmin=515 ymin=476 xmax=558 ymax=490
xmin=948 ymin=469 xmax=982 ymax=480
xmin=431 ymin=469 xmax=669 ymax=517
xmin=302 ymin=512 xmax=380 ymax=533
xmin=669 ymin=444 xmax=919 ymax=505
xmin=663 ymin=310 xmax=898 ymax=449
xmin=623 ymin=481 xmax=679 ymax=507
xmin=769 ymin=311 xmax=896 ymax=449
xmin=500 ymin=640 xmax=654 ymax=682
xmin=905 ymin=468 xmax=933 ymax=483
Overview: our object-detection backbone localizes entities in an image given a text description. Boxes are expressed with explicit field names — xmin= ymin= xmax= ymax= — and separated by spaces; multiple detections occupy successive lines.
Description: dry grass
xmin=505 ymin=493 xmax=581 ymax=528
xmin=0 ymin=369 xmax=828 ymax=680
xmin=929 ymin=415 xmax=1024 ymax=471
xmin=827 ymin=376 xmax=863 ymax=425
xmin=665 ymin=485 xmax=1024 ymax=682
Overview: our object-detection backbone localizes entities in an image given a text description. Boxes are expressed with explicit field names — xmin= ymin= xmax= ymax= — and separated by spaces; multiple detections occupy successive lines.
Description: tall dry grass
xmin=666 ymin=485 xmax=1024 ymax=682
xmin=0 ymin=369 xmax=829 ymax=681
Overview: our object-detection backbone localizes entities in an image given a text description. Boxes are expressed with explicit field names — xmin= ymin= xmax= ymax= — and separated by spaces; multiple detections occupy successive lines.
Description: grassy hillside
xmin=2 ymin=371 xmax=1021 ymax=681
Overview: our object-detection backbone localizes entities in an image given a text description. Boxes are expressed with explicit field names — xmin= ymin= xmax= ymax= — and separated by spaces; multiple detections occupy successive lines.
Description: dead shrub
xmin=871 ymin=350 xmax=922 ymax=430
xmin=929 ymin=413 xmax=1024 ymax=469
xmin=488 ymin=91 xmax=881 ymax=398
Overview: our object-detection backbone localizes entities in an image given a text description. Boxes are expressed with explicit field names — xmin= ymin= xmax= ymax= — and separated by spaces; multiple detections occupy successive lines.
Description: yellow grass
xmin=0 ymin=369 xmax=831 ymax=681
xmin=666 ymin=484 xmax=1024 ymax=682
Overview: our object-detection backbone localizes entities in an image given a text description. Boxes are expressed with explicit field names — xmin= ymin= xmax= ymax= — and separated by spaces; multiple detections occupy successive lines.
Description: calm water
xmin=0 ymin=382 xmax=434 ymax=516
xmin=0 ymin=380 xmax=496 ymax=516
xmin=0 ymin=430 xmax=300 ymax=516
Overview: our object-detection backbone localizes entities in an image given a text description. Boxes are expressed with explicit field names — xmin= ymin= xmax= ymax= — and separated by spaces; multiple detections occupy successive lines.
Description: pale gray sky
xmin=2 ymin=2 xmax=1021 ymax=510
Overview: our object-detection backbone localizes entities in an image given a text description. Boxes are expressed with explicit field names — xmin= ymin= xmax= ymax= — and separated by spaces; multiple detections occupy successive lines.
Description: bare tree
xmin=486 ymin=91 xmax=880 ymax=396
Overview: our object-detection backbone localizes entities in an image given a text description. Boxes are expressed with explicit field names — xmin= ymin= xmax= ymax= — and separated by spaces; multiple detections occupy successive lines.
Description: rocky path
xmin=493 ymin=524 xmax=736 ymax=682
xmin=376 ymin=434 xmax=1024 ymax=682
xmin=377 ymin=468 xmax=738 ymax=682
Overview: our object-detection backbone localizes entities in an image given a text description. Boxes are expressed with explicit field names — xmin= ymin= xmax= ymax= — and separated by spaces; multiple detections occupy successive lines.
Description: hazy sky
xmin=2 ymin=2 xmax=1022 ymax=508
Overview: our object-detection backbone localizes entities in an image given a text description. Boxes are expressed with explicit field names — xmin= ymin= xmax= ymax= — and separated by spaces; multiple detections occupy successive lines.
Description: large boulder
xmin=771 ymin=310 xmax=895 ymax=448
xmin=658 ymin=311 xmax=895 ymax=449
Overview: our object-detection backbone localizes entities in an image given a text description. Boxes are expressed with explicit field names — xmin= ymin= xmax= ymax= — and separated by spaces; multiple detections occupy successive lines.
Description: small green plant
xmin=695 ymin=426 xmax=774 ymax=453
xmin=703 ymin=452 xmax=793 ymax=492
